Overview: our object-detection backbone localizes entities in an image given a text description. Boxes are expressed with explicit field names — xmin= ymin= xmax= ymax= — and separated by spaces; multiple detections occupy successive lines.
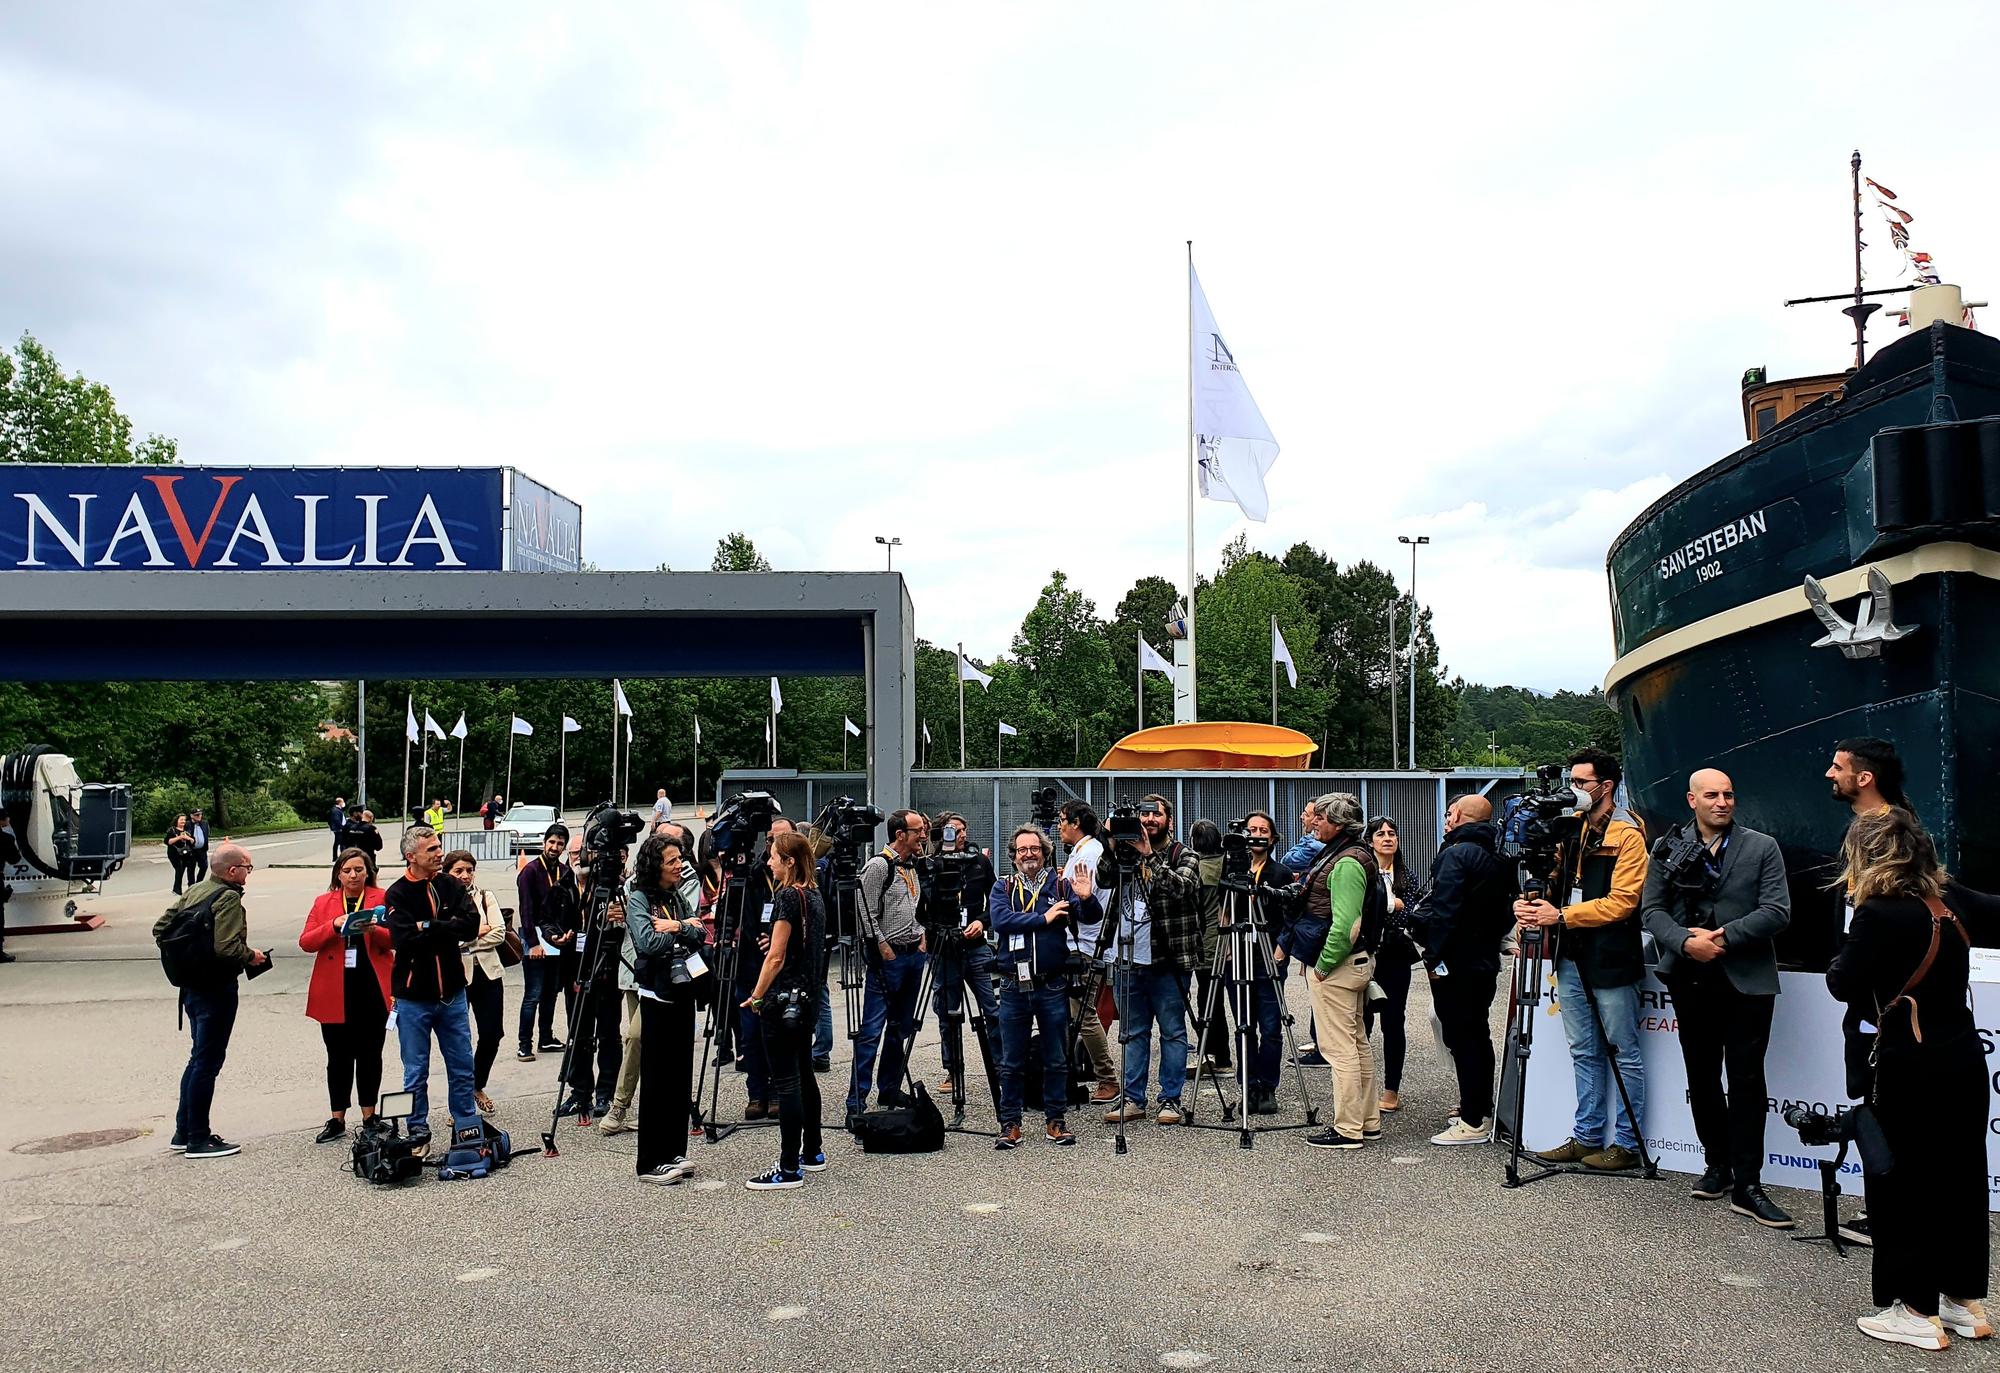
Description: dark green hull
xmin=1605 ymin=322 xmax=2000 ymax=966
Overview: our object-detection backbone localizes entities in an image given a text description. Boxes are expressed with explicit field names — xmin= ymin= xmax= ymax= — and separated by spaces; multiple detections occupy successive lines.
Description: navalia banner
xmin=508 ymin=470 xmax=582 ymax=573
xmin=0 ymin=466 xmax=506 ymax=571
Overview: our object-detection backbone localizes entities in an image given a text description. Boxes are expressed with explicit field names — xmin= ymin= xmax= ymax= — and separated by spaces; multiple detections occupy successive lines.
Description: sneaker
xmin=1103 ymin=1102 xmax=1147 ymax=1123
xmin=812 ymin=1057 xmax=832 ymax=1073
xmin=1730 ymin=1185 xmax=1795 ymax=1229
xmin=592 ymin=1098 xmax=612 ymax=1118
xmin=1362 ymin=1128 xmax=1384 ymax=1141
xmin=1306 ymin=1129 xmax=1364 ymax=1150
xmin=639 ymin=1157 xmax=694 ymax=1186
xmin=1155 ymin=1101 xmax=1184 ymax=1126
xmin=554 ymin=1095 xmax=587 ymax=1119
xmin=1430 ymin=1118 xmax=1493 ymax=1146
xmin=516 ymin=1050 xmax=536 ymax=1062
xmin=1690 ymin=1165 xmax=1730 ymax=1200
xmin=1089 ymin=1083 xmax=1121 ymax=1104
xmin=1939 ymin=1296 xmax=1993 ymax=1340
xmin=168 ymin=1134 xmax=188 ymax=1153
xmin=800 ymin=1151 xmax=829 ymax=1173
xmin=746 ymin=1168 xmax=805 ymax=1191
xmin=1582 ymin=1145 xmax=1638 ymax=1172
xmin=363 ymin=1116 xmax=395 ymax=1137
xmin=474 ymin=1090 xmax=496 ymax=1117
xmin=1247 ymin=1085 xmax=1280 ymax=1116
xmin=1535 ymin=1137 xmax=1592 ymax=1164
xmin=1045 ymin=1120 xmax=1076 ymax=1147
xmin=537 ymin=1038 xmax=565 ymax=1052
xmin=313 ymin=1118 xmax=347 ymax=1145
xmin=1291 ymin=1049 xmax=1328 ymax=1068
xmin=185 ymin=1135 xmax=242 ymax=1159
xmin=1857 ymin=1302 xmax=1948 ymax=1351
xmin=598 ymin=1107 xmax=629 ymax=1136
xmin=995 ymin=1124 xmax=1024 ymax=1151
xmin=1837 ymin=1213 xmax=1874 ymax=1247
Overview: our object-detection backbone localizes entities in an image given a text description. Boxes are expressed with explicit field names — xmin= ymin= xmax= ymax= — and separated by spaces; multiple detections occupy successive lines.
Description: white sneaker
xmin=639 ymin=1157 xmax=694 ymax=1186
xmin=1857 ymin=1302 xmax=1949 ymax=1350
xmin=1939 ymin=1296 xmax=1992 ymax=1340
xmin=1430 ymin=1118 xmax=1493 ymax=1146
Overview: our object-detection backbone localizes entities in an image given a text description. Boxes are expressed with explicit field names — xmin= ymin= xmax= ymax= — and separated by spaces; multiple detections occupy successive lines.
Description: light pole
xmin=1398 ymin=534 xmax=1429 ymax=770
xmin=874 ymin=535 xmax=902 ymax=570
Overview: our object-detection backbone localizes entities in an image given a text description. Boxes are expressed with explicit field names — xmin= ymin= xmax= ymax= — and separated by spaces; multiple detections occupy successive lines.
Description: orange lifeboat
xmin=1096 ymin=722 xmax=1316 ymax=771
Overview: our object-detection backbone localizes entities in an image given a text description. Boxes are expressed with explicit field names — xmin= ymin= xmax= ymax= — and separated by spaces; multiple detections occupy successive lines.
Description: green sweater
xmin=1314 ymin=856 xmax=1370 ymax=973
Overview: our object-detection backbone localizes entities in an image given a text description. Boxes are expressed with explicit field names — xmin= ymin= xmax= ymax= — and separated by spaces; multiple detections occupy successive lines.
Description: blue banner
xmin=507 ymin=470 xmax=583 ymax=572
xmin=0 ymin=466 xmax=506 ymax=571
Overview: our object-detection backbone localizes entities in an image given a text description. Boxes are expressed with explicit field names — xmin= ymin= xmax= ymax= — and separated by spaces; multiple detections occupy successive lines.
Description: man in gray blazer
xmin=1641 ymin=768 xmax=1792 ymax=1229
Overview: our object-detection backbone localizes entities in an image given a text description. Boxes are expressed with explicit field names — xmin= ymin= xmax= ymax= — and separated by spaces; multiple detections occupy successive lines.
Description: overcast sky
xmin=6 ymin=3 xmax=1996 ymax=690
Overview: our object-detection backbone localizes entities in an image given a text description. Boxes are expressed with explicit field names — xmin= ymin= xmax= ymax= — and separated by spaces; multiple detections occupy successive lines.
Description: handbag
xmin=852 ymin=1082 xmax=946 ymax=1154
xmin=1854 ymin=893 xmax=1972 ymax=1179
xmin=498 ymin=929 xmax=524 ymax=968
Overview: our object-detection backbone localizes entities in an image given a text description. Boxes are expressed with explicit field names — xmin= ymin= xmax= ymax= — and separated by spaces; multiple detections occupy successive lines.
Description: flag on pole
xmin=450 ymin=713 xmax=467 ymax=740
xmin=1191 ymin=264 xmax=1280 ymax=522
xmin=405 ymin=698 xmax=418 ymax=743
xmin=770 ymin=678 xmax=783 ymax=713
xmin=997 ymin=721 xmax=1018 ymax=737
xmin=613 ymin=679 xmax=632 ymax=717
xmin=764 ymin=720 xmax=771 ymax=743
xmin=844 ymin=717 xmax=861 ymax=737
xmin=423 ymin=710 xmax=446 ymax=740
xmin=625 ymin=718 xmax=632 ymax=743
xmin=562 ymin=716 xmax=581 ymax=734
xmin=957 ymin=653 xmax=993 ymax=691
xmin=1138 ymin=638 xmax=1174 ymax=676
xmin=922 ymin=720 xmax=931 ymax=746
xmin=511 ymin=716 xmax=534 ymax=736
xmin=1273 ymin=621 xmax=1299 ymax=688
xmin=693 ymin=716 xmax=701 ymax=745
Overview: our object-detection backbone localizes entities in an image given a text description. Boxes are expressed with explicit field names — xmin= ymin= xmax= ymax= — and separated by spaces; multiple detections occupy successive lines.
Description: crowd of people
xmin=151 ymin=733 xmax=1991 ymax=1351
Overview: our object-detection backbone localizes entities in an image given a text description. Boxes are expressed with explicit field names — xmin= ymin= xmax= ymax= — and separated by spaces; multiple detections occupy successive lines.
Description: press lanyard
xmin=1011 ymin=872 xmax=1049 ymax=912
xmin=345 ymin=893 xmax=363 ymax=916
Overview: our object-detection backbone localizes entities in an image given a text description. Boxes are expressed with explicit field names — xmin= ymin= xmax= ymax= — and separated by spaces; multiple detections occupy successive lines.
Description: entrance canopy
xmin=0 ymin=569 xmax=916 ymax=809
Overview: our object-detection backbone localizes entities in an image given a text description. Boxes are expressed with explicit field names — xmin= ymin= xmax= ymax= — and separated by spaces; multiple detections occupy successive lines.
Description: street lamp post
xmin=874 ymin=535 xmax=902 ymax=570
xmin=1398 ymin=534 xmax=1429 ymax=770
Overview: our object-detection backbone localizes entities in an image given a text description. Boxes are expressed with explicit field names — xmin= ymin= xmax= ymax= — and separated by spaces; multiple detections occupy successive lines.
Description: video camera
xmin=817 ymin=796 xmax=885 ymax=848
xmin=1219 ymin=818 xmax=1256 ymax=889
xmin=1782 ymin=1102 xmax=1858 ymax=1148
xmin=709 ymin=791 xmax=781 ymax=860
xmin=1650 ymin=823 xmax=1714 ymax=896
xmin=918 ymin=819 xmax=982 ymax=910
xmin=1496 ymin=764 xmax=1588 ymax=883
xmin=1029 ymin=786 xmax=1060 ymax=830
xmin=581 ymin=804 xmax=644 ymax=883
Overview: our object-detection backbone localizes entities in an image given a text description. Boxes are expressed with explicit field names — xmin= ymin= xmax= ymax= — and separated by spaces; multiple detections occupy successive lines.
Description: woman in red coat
xmin=301 ymin=847 xmax=394 ymax=1143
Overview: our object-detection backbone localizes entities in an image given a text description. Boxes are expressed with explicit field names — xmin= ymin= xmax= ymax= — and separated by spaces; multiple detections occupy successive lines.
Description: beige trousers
xmin=610 ymin=990 xmax=642 ymax=1111
xmin=1310 ymin=954 xmax=1381 ymax=1141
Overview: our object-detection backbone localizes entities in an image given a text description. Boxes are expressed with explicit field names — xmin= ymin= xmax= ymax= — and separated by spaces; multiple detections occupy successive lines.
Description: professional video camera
xmin=917 ymin=817 xmax=981 ymax=913
xmin=1104 ymin=799 xmax=1144 ymax=848
xmin=709 ymin=791 xmax=781 ymax=859
xmin=583 ymin=804 xmax=644 ymax=856
xmin=1495 ymin=764 xmax=1589 ymax=882
xmin=1782 ymin=1102 xmax=1859 ymax=1148
xmin=1028 ymin=785 xmax=1060 ymax=830
xmin=1218 ymin=819 xmax=1256 ymax=889
xmin=1650 ymin=822 xmax=1714 ymax=895
xmin=815 ymin=795 xmax=884 ymax=884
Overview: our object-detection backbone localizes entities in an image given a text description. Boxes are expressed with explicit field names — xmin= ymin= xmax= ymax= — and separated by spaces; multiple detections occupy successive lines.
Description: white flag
xmin=423 ymin=710 xmax=446 ymax=740
xmin=562 ymin=715 xmax=582 ymax=734
xmin=1273 ymin=619 xmax=1299 ymax=689
xmin=844 ymin=717 xmax=861 ymax=737
xmin=922 ymin=720 xmax=932 ymax=746
xmin=511 ymin=716 xmax=534 ymax=737
xmin=612 ymin=679 xmax=632 ymax=717
xmin=1191 ymin=264 xmax=1279 ymax=522
xmin=957 ymin=653 xmax=993 ymax=691
xmin=405 ymin=697 xmax=418 ymax=744
xmin=1138 ymin=638 xmax=1174 ymax=676
xmin=693 ymin=716 xmax=702 ymax=745
xmin=764 ymin=719 xmax=771 ymax=743
xmin=450 ymin=713 xmax=467 ymax=740
xmin=998 ymin=721 xmax=1018 ymax=737
xmin=626 ymin=718 xmax=632 ymax=744
xmin=770 ymin=677 xmax=783 ymax=713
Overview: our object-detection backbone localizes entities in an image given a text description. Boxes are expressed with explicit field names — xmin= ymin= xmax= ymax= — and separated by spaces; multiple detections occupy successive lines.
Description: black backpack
xmin=852 ymin=1082 xmax=946 ymax=1154
xmin=156 ymin=887 xmax=227 ymax=988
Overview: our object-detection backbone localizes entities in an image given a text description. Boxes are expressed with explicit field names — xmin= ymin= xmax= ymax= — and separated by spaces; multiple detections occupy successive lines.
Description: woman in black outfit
xmin=625 ymin=830 xmax=707 ymax=1186
xmin=165 ymin=814 xmax=194 ymax=894
xmin=742 ymin=830 xmax=826 ymax=1191
xmin=1361 ymin=816 xmax=1422 ymax=1114
xmin=1827 ymin=807 xmax=1992 ymax=1350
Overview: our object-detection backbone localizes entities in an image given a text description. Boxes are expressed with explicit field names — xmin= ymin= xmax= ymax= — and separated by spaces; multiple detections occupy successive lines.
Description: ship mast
xmin=1844 ymin=150 xmax=1879 ymax=368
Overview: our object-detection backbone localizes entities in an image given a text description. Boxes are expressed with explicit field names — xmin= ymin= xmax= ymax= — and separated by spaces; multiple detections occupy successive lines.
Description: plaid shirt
xmin=1097 ymin=838 xmax=1203 ymax=971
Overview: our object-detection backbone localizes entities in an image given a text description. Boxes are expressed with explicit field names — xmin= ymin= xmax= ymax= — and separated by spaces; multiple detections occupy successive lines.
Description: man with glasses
xmin=1514 ymin=746 xmax=1649 ymax=1171
xmin=385 ymin=825 xmax=484 ymax=1149
xmin=991 ymin=826 xmax=1099 ymax=1148
xmin=1058 ymin=801 xmax=1119 ymax=1103
xmin=155 ymin=843 xmax=268 ymax=1158
xmin=1275 ymin=799 xmax=1328 ymax=1066
xmin=847 ymin=809 xmax=931 ymax=1125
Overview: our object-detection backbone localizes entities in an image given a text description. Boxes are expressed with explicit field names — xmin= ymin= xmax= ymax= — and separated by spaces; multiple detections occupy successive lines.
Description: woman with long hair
xmin=1362 ymin=816 xmax=1421 ymax=1114
xmin=741 ymin=830 xmax=827 ymax=1190
xmin=165 ymin=814 xmax=195 ymax=895
xmin=1828 ymin=807 xmax=1992 ymax=1350
xmin=299 ymin=847 xmax=393 ymax=1142
xmin=625 ymin=830 xmax=707 ymax=1185
xmin=445 ymin=849 xmax=510 ymax=1117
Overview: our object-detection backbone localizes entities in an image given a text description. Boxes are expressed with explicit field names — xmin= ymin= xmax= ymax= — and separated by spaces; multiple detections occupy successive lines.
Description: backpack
xmin=156 ymin=887 xmax=228 ymax=988
xmin=438 ymin=1121 xmax=513 ymax=1181
xmin=852 ymin=1082 xmax=946 ymax=1154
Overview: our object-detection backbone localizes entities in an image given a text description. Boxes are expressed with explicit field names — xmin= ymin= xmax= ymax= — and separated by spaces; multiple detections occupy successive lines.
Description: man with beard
xmin=1094 ymin=794 xmax=1201 ymax=1126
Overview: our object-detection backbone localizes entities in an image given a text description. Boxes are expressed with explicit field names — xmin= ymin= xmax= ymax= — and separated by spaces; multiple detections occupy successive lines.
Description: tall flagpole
xmin=692 ymin=717 xmax=701 ymax=819
xmin=505 ymin=727 xmax=515 ymax=808
xmin=1136 ymin=627 xmax=1143 ymax=732
xmin=455 ymin=731 xmax=465 ymax=821
xmin=400 ymin=695 xmax=412 ymax=839
xmin=559 ymin=722 xmax=568 ymax=815
xmin=420 ymin=723 xmax=430 ymax=816
xmin=610 ymin=689 xmax=621 ymax=808
xmin=957 ymin=641 xmax=967 ymax=769
xmin=1271 ymin=614 xmax=1278 ymax=726
xmin=356 ymin=680 xmax=367 ymax=808
xmin=1185 ymin=239 xmax=1198 ymax=723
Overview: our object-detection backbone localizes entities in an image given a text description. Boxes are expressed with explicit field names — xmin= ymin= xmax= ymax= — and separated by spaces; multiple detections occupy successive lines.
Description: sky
xmin=6 ymin=2 xmax=1997 ymax=690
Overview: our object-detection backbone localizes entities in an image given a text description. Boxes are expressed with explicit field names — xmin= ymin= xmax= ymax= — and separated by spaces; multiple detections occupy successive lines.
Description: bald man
xmin=1418 ymin=793 xmax=1515 ymax=1145
xmin=154 ymin=840 xmax=268 ymax=1159
xmin=1641 ymin=768 xmax=1793 ymax=1227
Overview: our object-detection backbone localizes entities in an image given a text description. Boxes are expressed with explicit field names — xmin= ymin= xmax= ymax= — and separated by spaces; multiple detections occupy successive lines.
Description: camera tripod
xmin=1792 ymin=1137 xmax=1854 ymax=1258
xmin=1500 ymin=873 xmax=1658 ymax=1188
xmin=1085 ymin=854 xmax=1152 ymax=1156
xmin=895 ymin=921 xmax=1002 ymax=1133
xmin=692 ymin=847 xmax=777 ymax=1143
xmin=1182 ymin=881 xmax=1320 ymax=1146
xmin=540 ymin=848 xmax=626 ymax=1156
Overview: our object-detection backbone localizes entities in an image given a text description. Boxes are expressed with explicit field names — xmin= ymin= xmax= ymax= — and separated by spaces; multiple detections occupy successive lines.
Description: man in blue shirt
xmin=188 ymin=810 xmax=211 ymax=884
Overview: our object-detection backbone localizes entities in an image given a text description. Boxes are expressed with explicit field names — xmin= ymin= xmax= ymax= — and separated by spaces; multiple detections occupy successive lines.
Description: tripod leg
xmin=1255 ymin=930 xmax=1319 ymax=1124
xmin=1571 ymin=954 xmax=1654 ymax=1176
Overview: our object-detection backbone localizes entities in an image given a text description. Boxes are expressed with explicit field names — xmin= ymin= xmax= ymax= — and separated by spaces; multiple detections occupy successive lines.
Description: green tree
xmin=1009 ymin=570 xmax=1121 ymax=767
xmin=1192 ymin=552 xmax=1327 ymax=732
xmin=1109 ymin=574 xmax=1184 ymax=737
xmin=711 ymin=533 xmax=772 ymax=572
xmin=0 ymin=333 xmax=177 ymax=465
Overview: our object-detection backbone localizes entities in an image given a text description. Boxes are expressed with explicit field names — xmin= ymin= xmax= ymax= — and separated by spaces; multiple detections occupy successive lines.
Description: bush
xmin=134 ymin=784 xmax=302 ymax=837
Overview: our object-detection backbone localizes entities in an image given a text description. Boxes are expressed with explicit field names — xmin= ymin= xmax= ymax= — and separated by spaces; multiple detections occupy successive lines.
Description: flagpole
xmin=1271 ymin=615 xmax=1278 ymax=726
xmin=505 ymin=727 xmax=515 ymax=808
xmin=1136 ymin=627 xmax=1143 ymax=732
xmin=1185 ymin=239 xmax=1198 ymax=723
xmin=400 ymin=695 xmax=411 ymax=840
xmin=455 ymin=732 xmax=465 ymax=820
xmin=420 ymin=723 xmax=430 ymax=816
xmin=842 ymin=726 xmax=849 ymax=771
xmin=610 ymin=686 xmax=621 ymax=808
xmin=997 ymin=722 xmax=1003 ymax=770
xmin=356 ymin=680 xmax=367 ymax=808
xmin=957 ymin=641 xmax=967 ymax=769
xmin=559 ymin=722 xmax=567 ymax=816
xmin=692 ymin=716 xmax=700 ymax=819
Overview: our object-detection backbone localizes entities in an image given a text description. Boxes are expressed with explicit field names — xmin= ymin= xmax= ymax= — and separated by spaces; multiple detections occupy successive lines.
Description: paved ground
xmin=0 ymin=825 xmax=1992 ymax=1371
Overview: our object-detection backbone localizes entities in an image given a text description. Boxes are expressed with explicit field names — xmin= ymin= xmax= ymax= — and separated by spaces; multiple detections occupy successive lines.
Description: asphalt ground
xmin=1 ymin=826 xmax=1993 ymax=1371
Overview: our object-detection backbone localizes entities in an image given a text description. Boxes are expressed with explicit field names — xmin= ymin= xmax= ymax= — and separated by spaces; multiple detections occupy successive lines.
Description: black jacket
xmin=1415 ymin=822 xmax=1513 ymax=976
xmin=1827 ymin=882 xmax=1998 ymax=1097
xmin=386 ymin=873 xmax=480 ymax=1002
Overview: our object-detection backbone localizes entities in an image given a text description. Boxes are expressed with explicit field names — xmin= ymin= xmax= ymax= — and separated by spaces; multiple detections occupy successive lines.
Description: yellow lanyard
xmin=1011 ymin=873 xmax=1049 ymax=912
xmin=345 ymin=892 xmax=363 ymax=916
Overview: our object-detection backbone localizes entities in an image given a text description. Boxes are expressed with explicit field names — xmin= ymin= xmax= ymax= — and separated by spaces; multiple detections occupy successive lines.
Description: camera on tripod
xmin=918 ymin=820 xmax=981 ymax=920
xmin=1218 ymin=819 xmax=1255 ymax=889
xmin=1783 ymin=1102 xmax=1859 ymax=1148
xmin=1650 ymin=823 xmax=1714 ymax=894
xmin=1496 ymin=764 xmax=1589 ymax=881
xmin=1029 ymin=786 xmax=1059 ymax=829
xmin=709 ymin=791 xmax=781 ymax=860
xmin=581 ymin=804 xmax=644 ymax=881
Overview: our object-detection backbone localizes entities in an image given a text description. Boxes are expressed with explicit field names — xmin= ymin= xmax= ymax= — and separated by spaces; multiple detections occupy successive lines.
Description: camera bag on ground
xmin=438 ymin=1121 xmax=513 ymax=1181
xmin=155 ymin=887 xmax=228 ymax=988
xmin=351 ymin=1127 xmax=426 ymax=1186
xmin=853 ymin=1081 xmax=946 ymax=1154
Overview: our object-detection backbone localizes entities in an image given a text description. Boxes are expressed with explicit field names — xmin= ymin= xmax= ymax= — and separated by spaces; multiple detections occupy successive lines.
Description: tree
xmin=711 ymin=533 xmax=772 ymax=572
xmin=1109 ymin=574 xmax=1184 ymax=737
xmin=0 ymin=333 xmax=177 ymax=465
xmin=1010 ymin=571 xmax=1121 ymax=767
xmin=1193 ymin=553 xmax=1327 ymax=731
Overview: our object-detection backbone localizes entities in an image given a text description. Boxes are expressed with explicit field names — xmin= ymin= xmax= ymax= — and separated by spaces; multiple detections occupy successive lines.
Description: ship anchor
xmin=1802 ymin=567 xmax=1916 ymax=659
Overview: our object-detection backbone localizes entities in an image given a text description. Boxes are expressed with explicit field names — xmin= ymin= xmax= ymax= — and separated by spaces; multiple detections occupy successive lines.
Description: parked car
xmin=496 ymin=804 xmax=560 ymax=854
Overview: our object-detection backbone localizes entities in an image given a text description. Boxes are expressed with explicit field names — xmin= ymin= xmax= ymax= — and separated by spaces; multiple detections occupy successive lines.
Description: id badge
xmin=685 ymin=951 xmax=709 ymax=979
xmin=344 ymin=947 xmax=358 ymax=969
xmin=1131 ymin=898 xmax=1147 ymax=925
xmin=575 ymin=931 xmax=587 ymax=952
xmin=1567 ymin=888 xmax=1584 ymax=909
xmin=761 ymin=902 xmax=775 ymax=926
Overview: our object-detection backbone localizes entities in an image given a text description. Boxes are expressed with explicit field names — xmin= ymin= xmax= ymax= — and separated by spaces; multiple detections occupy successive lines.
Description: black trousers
xmin=320 ymin=1001 xmax=389 ymax=1113
xmin=190 ymin=847 xmax=208 ymax=883
xmin=1666 ymin=963 xmax=1774 ymax=1185
xmin=566 ymin=978 xmax=624 ymax=1105
xmin=1192 ymin=964 xmax=1233 ymax=1067
xmin=468 ymin=968 xmax=504 ymax=1090
xmin=1865 ymin=1033 xmax=1990 ymax=1316
xmin=636 ymin=993 xmax=696 ymax=1174
xmin=1432 ymin=967 xmax=1498 ymax=1127
xmin=168 ymin=849 xmax=188 ymax=894
xmin=762 ymin=1011 xmax=823 ymax=1173
xmin=1364 ymin=948 xmax=1415 ymax=1092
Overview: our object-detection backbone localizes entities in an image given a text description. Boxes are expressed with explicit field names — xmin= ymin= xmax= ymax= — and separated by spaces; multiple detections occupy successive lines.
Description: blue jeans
xmin=736 ymin=1003 xmax=771 ymax=1101
xmin=1228 ymin=967 xmax=1285 ymax=1089
xmin=934 ymin=940 xmax=1000 ymax=1078
xmin=398 ymin=991 xmax=481 ymax=1136
xmin=996 ymin=976 xmax=1070 ymax=1126
xmin=813 ymin=948 xmax=835 ymax=1061
xmin=518 ymin=957 xmax=558 ymax=1050
xmin=1114 ymin=963 xmax=1189 ymax=1107
xmin=176 ymin=980 xmax=238 ymax=1143
xmin=847 ymin=947 xmax=927 ymax=1113
xmin=1555 ymin=959 xmax=1646 ymax=1149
